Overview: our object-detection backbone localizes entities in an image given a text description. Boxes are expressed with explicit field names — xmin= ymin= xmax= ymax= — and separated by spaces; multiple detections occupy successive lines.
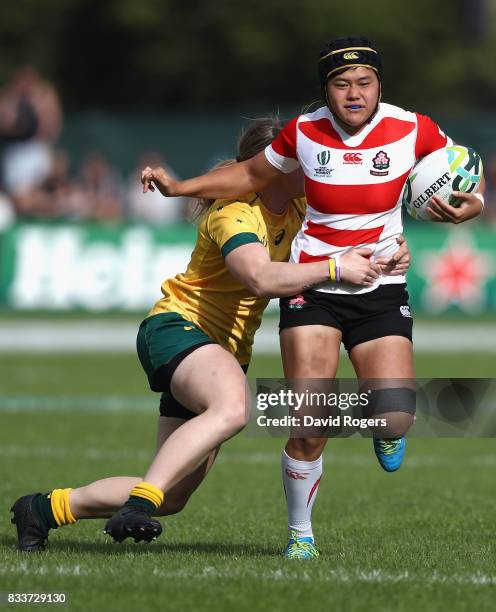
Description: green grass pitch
xmin=1 ymin=350 xmax=495 ymax=611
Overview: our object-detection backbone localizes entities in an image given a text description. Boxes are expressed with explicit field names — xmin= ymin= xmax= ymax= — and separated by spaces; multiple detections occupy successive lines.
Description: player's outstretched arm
xmin=426 ymin=176 xmax=485 ymax=223
xmin=225 ymin=243 xmax=380 ymax=298
xmin=141 ymin=151 xmax=282 ymax=200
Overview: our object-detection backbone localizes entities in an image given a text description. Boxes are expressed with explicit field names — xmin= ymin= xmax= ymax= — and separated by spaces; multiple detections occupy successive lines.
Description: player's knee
xmin=217 ymin=400 xmax=250 ymax=436
xmin=365 ymin=388 xmax=416 ymax=438
xmin=375 ymin=411 xmax=414 ymax=438
xmin=287 ymin=437 xmax=326 ymax=461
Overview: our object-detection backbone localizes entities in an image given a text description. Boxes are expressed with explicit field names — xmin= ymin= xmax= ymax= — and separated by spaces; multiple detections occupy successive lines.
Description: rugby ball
xmin=402 ymin=145 xmax=482 ymax=221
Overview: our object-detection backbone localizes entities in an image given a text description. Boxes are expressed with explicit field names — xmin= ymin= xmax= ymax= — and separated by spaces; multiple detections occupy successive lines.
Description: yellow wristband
xmin=328 ymin=257 xmax=336 ymax=282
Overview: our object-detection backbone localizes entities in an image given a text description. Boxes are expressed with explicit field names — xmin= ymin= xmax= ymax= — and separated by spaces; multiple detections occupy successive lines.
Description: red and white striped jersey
xmin=265 ymin=102 xmax=450 ymax=294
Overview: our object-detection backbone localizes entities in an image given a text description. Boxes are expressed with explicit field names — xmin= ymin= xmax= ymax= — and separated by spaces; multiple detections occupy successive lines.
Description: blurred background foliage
xmin=0 ymin=0 xmax=495 ymax=113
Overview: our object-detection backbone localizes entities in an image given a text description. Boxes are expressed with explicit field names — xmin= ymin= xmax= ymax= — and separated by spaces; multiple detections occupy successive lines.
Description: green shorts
xmin=136 ymin=312 xmax=215 ymax=393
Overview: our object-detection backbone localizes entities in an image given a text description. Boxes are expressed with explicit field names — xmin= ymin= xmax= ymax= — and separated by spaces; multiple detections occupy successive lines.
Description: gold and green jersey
xmin=149 ymin=194 xmax=306 ymax=365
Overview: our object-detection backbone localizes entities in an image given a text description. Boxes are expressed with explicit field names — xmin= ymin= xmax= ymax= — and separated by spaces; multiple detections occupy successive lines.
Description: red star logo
xmin=420 ymin=231 xmax=493 ymax=312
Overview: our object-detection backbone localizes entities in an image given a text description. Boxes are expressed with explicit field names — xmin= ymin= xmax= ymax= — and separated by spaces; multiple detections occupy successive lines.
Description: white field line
xmin=0 ymin=562 xmax=494 ymax=586
xmin=1 ymin=444 xmax=495 ymax=468
xmin=1 ymin=321 xmax=496 ymax=353
xmin=0 ymin=443 xmax=152 ymax=462
xmin=0 ymin=321 xmax=138 ymax=353
xmin=151 ymin=567 xmax=496 ymax=586
xmin=0 ymin=395 xmax=156 ymax=412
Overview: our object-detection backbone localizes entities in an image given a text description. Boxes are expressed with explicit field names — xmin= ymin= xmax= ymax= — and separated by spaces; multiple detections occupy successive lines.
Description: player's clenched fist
xmin=375 ymin=235 xmax=411 ymax=276
xmin=141 ymin=166 xmax=178 ymax=196
xmin=340 ymin=247 xmax=381 ymax=287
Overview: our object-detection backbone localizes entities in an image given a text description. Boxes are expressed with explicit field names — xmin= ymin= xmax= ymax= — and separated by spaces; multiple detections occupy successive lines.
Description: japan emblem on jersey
xmin=370 ymin=150 xmax=390 ymax=176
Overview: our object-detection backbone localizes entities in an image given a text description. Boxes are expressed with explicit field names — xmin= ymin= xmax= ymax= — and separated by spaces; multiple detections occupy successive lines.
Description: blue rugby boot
xmin=284 ymin=530 xmax=320 ymax=559
xmin=373 ymin=437 xmax=406 ymax=472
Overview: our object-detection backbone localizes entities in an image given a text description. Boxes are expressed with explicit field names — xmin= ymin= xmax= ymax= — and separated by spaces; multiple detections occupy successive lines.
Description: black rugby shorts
xmin=279 ymin=283 xmax=413 ymax=353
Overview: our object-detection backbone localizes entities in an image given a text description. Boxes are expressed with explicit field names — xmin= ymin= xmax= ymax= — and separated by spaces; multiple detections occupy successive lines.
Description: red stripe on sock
xmin=306 ymin=477 xmax=322 ymax=507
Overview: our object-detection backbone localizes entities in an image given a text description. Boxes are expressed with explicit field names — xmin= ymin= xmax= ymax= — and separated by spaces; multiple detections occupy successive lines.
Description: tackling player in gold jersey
xmin=150 ymin=192 xmax=306 ymax=366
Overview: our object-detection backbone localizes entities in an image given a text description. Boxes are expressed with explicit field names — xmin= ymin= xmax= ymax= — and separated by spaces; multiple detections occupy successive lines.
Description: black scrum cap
xmin=318 ymin=36 xmax=383 ymax=94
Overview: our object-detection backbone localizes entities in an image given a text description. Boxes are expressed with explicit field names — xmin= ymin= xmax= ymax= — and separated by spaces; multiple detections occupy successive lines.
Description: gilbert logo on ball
xmin=402 ymin=145 xmax=482 ymax=221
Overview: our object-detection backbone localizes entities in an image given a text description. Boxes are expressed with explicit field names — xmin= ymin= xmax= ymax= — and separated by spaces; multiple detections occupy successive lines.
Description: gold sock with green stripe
xmin=32 ymin=488 xmax=76 ymax=530
xmin=50 ymin=488 xmax=77 ymax=527
xmin=125 ymin=482 xmax=164 ymax=515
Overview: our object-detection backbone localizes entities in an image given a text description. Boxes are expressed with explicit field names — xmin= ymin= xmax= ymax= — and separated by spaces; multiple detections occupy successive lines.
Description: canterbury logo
xmin=343 ymin=51 xmax=359 ymax=60
xmin=343 ymin=152 xmax=362 ymax=164
xmin=317 ymin=150 xmax=331 ymax=165
xmin=285 ymin=469 xmax=309 ymax=480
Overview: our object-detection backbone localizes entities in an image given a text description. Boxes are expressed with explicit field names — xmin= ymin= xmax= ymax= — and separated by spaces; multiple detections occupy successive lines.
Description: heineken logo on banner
xmin=418 ymin=230 xmax=493 ymax=313
xmin=3 ymin=225 xmax=195 ymax=311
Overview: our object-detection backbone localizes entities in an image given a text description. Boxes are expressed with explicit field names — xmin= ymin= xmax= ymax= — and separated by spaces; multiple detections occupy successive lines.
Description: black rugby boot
xmin=11 ymin=493 xmax=50 ymax=552
xmin=104 ymin=505 xmax=162 ymax=543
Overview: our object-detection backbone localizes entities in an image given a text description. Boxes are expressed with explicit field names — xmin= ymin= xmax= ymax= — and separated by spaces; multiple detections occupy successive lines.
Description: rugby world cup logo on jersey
xmin=314 ymin=150 xmax=333 ymax=177
xmin=370 ymin=150 xmax=390 ymax=176
xmin=317 ymin=150 xmax=331 ymax=165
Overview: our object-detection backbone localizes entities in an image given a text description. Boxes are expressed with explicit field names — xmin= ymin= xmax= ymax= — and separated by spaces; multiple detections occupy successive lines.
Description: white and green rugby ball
xmin=402 ymin=145 xmax=482 ymax=221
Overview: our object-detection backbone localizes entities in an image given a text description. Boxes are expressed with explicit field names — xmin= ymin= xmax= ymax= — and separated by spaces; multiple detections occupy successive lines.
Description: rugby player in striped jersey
xmin=267 ymin=36 xmax=484 ymax=558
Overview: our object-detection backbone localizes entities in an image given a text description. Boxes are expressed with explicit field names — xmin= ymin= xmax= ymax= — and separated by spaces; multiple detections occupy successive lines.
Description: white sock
xmin=281 ymin=450 xmax=323 ymax=540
